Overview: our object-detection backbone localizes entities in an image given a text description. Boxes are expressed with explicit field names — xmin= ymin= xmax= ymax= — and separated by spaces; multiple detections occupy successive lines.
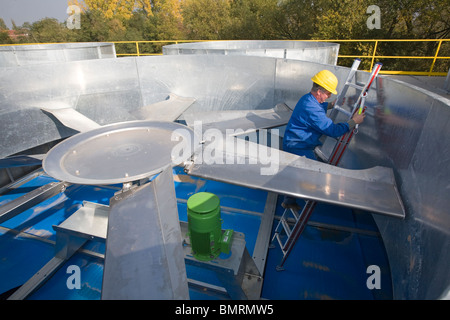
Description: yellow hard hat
xmin=311 ymin=70 xmax=338 ymax=95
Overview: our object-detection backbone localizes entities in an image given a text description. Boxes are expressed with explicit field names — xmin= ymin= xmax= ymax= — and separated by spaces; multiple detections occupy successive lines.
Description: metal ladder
xmin=270 ymin=59 xmax=383 ymax=271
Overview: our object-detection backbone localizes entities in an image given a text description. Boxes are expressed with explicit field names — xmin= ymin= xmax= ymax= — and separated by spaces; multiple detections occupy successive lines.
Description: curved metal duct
xmin=0 ymin=42 xmax=116 ymax=67
xmin=163 ymin=40 xmax=340 ymax=65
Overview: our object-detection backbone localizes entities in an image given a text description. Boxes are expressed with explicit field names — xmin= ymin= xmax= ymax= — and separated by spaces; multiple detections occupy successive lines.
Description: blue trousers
xmin=283 ymin=147 xmax=317 ymax=160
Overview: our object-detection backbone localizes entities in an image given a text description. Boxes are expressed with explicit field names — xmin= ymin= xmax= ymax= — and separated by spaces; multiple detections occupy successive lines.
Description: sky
xmin=0 ymin=0 xmax=69 ymax=28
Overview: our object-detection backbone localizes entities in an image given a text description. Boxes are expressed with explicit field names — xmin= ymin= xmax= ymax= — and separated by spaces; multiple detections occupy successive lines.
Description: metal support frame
xmin=101 ymin=166 xmax=189 ymax=300
xmin=252 ymin=192 xmax=277 ymax=275
xmin=181 ymin=223 xmax=262 ymax=300
xmin=10 ymin=175 xmax=262 ymax=300
xmin=444 ymin=68 xmax=450 ymax=93
xmin=0 ymin=181 xmax=66 ymax=224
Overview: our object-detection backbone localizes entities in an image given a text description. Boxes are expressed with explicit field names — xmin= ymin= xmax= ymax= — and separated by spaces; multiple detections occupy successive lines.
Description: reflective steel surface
xmin=0 ymin=42 xmax=116 ymax=67
xmin=186 ymin=139 xmax=405 ymax=218
xmin=0 ymin=42 xmax=449 ymax=299
xmin=43 ymin=121 xmax=196 ymax=185
xmin=163 ymin=40 xmax=340 ymax=65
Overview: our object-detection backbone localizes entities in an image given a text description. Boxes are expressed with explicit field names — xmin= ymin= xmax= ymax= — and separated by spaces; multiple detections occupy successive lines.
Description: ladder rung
xmin=274 ymin=233 xmax=287 ymax=254
xmin=289 ymin=207 xmax=299 ymax=220
xmin=346 ymin=82 xmax=364 ymax=90
xmin=280 ymin=217 xmax=291 ymax=237
xmin=333 ymin=105 xmax=352 ymax=117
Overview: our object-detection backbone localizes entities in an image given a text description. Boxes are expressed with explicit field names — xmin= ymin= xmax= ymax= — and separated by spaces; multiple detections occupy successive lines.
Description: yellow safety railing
xmin=112 ymin=39 xmax=450 ymax=76
xmin=305 ymin=39 xmax=449 ymax=76
xmin=1 ymin=39 xmax=448 ymax=76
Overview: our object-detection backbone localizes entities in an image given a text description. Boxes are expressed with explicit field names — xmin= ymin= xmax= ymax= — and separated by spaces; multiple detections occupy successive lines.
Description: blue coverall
xmin=283 ymin=92 xmax=351 ymax=160
xmin=282 ymin=93 xmax=352 ymax=207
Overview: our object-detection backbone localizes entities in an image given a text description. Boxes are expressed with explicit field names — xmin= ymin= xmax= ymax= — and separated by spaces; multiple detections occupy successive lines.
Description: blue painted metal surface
xmin=0 ymin=168 xmax=392 ymax=300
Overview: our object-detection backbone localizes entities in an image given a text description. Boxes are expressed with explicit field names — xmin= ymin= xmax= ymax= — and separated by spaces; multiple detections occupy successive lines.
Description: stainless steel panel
xmin=163 ymin=40 xmax=340 ymax=65
xmin=0 ymin=43 xmax=116 ymax=67
xmin=371 ymin=85 xmax=450 ymax=299
xmin=102 ymin=167 xmax=189 ymax=300
xmin=183 ymin=103 xmax=292 ymax=135
xmin=135 ymin=55 xmax=277 ymax=113
xmin=132 ymin=93 xmax=195 ymax=121
xmin=53 ymin=201 xmax=109 ymax=241
xmin=0 ymin=58 xmax=140 ymax=159
xmin=43 ymin=121 xmax=196 ymax=185
xmin=186 ymin=139 xmax=405 ymax=218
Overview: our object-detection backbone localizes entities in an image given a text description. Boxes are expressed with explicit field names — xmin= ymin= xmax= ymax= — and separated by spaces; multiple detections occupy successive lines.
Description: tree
xmin=70 ymin=0 xmax=154 ymax=20
xmin=363 ymin=0 xmax=450 ymax=72
xmin=182 ymin=0 xmax=233 ymax=40
xmin=0 ymin=18 xmax=8 ymax=30
xmin=28 ymin=18 xmax=70 ymax=43
xmin=273 ymin=0 xmax=319 ymax=39
xmin=312 ymin=0 xmax=367 ymax=40
xmin=0 ymin=18 xmax=12 ymax=44
xmin=68 ymin=10 xmax=114 ymax=42
xmin=152 ymin=0 xmax=185 ymax=40
xmin=225 ymin=0 xmax=280 ymax=39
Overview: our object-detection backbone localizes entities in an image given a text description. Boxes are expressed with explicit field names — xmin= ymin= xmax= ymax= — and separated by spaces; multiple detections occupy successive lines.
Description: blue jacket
xmin=283 ymin=93 xmax=350 ymax=154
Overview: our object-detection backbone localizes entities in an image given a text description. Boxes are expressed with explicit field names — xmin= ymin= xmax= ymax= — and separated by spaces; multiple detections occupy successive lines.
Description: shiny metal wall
xmin=370 ymin=81 xmax=450 ymax=299
xmin=0 ymin=52 xmax=449 ymax=299
xmin=0 ymin=42 xmax=116 ymax=67
xmin=163 ymin=40 xmax=340 ymax=65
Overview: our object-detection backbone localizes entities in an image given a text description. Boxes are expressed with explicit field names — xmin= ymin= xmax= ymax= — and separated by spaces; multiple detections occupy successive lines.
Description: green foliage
xmin=182 ymin=0 xmax=233 ymax=40
xmin=0 ymin=0 xmax=448 ymax=71
xmin=0 ymin=31 xmax=13 ymax=44
xmin=0 ymin=18 xmax=8 ymax=30
xmin=29 ymin=18 xmax=71 ymax=43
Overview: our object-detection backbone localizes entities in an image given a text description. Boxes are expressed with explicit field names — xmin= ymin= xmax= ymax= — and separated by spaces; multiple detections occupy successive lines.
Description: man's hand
xmin=352 ymin=112 xmax=365 ymax=124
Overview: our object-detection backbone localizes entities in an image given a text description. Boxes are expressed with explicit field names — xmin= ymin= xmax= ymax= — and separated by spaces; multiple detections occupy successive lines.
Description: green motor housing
xmin=187 ymin=192 xmax=233 ymax=261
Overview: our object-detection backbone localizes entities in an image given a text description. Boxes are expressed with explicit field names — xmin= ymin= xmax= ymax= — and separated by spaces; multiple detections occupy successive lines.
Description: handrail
xmin=1 ymin=39 xmax=448 ymax=76
xmin=110 ymin=39 xmax=449 ymax=76
xmin=305 ymin=39 xmax=449 ymax=76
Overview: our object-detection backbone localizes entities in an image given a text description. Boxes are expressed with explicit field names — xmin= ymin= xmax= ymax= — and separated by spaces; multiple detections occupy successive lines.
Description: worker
xmin=282 ymin=69 xmax=365 ymax=208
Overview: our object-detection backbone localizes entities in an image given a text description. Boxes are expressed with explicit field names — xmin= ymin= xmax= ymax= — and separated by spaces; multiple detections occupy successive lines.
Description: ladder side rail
xmin=333 ymin=59 xmax=361 ymax=112
xmin=329 ymin=106 xmax=367 ymax=166
xmin=270 ymin=208 xmax=292 ymax=246
xmin=277 ymin=201 xmax=317 ymax=270
xmin=283 ymin=201 xmax=315 ymax=250
xmin=329 ymin=63 xmax=382 ymax=165
xmin=350 ymin=63 xmax=382 ymax=116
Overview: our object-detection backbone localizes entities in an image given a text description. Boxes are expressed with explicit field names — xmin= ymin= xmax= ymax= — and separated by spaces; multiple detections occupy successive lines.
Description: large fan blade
xmin=184 ymin=103 xmax=292 ymax=136
xmin=185 ymin=138 xmax=405 ymax=218
xmin=41 ymin=107 xmax=101 ymax=132
xmin=133 ymin=93 xmax=196 ymax=121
